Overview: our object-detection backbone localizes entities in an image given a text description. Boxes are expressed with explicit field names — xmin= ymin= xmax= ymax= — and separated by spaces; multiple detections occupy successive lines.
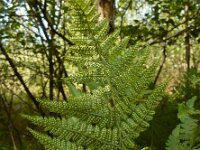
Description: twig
xmin=9 ymin=125 xmax=18 ymax=150
xmin=0 ymin=41 xmax=45 ymax=116
xmin=153 ymin=41 xmax=167 ymax=85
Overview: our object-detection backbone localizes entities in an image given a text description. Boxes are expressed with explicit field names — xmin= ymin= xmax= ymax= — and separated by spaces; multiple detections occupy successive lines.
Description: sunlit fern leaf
xmin=25 ymin=0 xmax=167 ymax=149
xmin=28 ymin=128 xmax=85 ymax=150
xmin=26 ymin=115 xmax=119 ymax=148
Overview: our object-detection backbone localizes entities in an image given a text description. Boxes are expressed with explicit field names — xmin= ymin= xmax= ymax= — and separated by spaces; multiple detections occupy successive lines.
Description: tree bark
xmin=97 ymin=0 xmax=115 ymax=33
xmin=185 ymin=0 xmax=191 ymax=71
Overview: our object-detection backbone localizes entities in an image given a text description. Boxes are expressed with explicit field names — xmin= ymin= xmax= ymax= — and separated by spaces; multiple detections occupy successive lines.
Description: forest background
xmin=0 ymin=0 xmax=200 ymax=149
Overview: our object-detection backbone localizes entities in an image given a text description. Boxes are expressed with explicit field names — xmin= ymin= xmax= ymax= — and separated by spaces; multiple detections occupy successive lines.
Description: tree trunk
xmin=97 ymin=0 xmax=115 ymax=33
xmin=185 ymin=0 xmax=191 ymax=71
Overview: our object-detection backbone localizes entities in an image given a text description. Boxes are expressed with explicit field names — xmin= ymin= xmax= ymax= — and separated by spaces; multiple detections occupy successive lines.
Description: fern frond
xmin=166 ymin=97 xmax=200 ymax=150
xmin=26 ymin=116 xmax=119 ymax=149
xmin=37 ymin=86 xmax=110 ymax=115
xmin=28 ymin=129 xmax=85 ymax=150
xmin=25 ymin=0 xmax=167 ymax=149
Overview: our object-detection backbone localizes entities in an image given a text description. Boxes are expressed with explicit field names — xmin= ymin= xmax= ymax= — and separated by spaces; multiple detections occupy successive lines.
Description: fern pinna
xmin=24 ymin=0 xmax=166 ymax=149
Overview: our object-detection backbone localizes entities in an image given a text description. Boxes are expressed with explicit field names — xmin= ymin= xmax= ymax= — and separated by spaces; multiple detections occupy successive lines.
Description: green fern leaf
xmin=25 ymin=0 xmax=167 ymax=149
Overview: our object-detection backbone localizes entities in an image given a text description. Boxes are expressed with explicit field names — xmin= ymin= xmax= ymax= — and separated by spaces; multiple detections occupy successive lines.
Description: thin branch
xmin=8 ymin=125 xmax=17 ymax=150
xmin=0 ymin=41 xmax=45 ymax=116
xmin=153 ymin=42 xmax=167 ymax=85
xmin=119 ymin=0 xmax=132 ymax=39
xmin=0 ymin=95 xmax=22 ymax=149
xmin=148 ymin=10 xmax=200 ymax=45
xmin=36 ymin=0 xmax=74 ymax=45
xmin=149 ymin=25 xmax=199 ymax=46
xmin=27 ymin=1 xmax=69 ymax=101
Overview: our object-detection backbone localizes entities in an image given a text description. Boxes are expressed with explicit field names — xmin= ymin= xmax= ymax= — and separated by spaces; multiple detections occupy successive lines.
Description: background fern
xmin=24 ymin=0 xmax=166 ymax=149
xmin=166 ymin=97 xmax=200 ymax=150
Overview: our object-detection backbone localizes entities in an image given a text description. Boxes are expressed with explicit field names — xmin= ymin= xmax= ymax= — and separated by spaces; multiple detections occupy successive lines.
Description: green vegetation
xmin=24 ymin=1 xmax=167 ymax=149
xmin=166 ymin=97 xmax=200 ymax=150
xmin=0 ymin=0 xmax=200 ymax=149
